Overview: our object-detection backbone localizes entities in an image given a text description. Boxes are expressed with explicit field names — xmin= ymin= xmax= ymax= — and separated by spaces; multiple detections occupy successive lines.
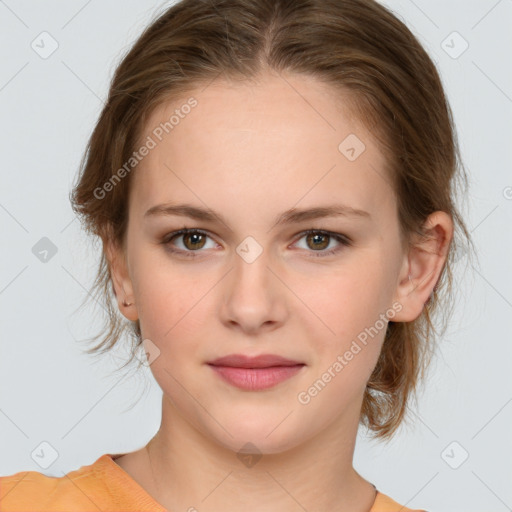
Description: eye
xmin=293 ymin=229 xmax=352 ymax=257
xmin=161 ymin=228 xmax=352 ymax=259
xmin=162 ymin=228 xmax=217 ymax=258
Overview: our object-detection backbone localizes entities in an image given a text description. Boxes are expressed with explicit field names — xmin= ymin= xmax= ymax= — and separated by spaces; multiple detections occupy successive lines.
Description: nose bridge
xmin=220 ymin=234 xmax=286 ymax=331
xmin=231 ymin=234 xmax=273 ymax=295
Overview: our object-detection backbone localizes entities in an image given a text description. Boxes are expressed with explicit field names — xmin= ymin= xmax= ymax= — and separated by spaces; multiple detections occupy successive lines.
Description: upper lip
xmin=207 ymin=354 xmax=304 ymax=368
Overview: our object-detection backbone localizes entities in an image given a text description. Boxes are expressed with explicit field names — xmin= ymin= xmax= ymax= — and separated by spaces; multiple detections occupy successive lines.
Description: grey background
xmin=0 ymin=1 xmax=511 ymax=511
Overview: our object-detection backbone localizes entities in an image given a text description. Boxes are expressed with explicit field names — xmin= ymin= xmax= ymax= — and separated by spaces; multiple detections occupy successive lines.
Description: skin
xmin=106 ymin=70 xmax=453 ymax=512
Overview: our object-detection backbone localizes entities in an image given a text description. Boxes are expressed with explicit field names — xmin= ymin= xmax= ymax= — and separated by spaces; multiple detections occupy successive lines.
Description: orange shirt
xmin=0 ymin=453 xmax=426 ymax=511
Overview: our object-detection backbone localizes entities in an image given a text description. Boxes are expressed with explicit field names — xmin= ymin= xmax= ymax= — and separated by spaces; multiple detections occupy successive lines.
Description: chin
xmin=202 ymin=413 xmax=307 ymax=457
xmin=218 ymin=433 xmax=302 ymax=458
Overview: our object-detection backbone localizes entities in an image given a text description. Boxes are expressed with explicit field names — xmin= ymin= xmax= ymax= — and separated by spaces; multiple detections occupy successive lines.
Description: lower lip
xmin=208 ymin=364 xmax=305 ymax=390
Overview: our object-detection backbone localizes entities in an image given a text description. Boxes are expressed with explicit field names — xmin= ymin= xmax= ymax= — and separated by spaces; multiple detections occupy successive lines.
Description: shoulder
xmin=371 ymin=490 xmax=428 ymax=512
xmin=0 ymin=453 xmax=160 ymax=512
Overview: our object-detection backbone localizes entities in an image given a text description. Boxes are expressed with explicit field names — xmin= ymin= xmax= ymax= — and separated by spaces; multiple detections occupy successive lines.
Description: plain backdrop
xmin=0 ymin=1 xmax=511 ymax=511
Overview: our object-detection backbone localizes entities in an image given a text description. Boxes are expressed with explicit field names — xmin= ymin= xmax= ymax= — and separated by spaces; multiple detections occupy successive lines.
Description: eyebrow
xmin=144 ymin=202 xmax=371 ymax=227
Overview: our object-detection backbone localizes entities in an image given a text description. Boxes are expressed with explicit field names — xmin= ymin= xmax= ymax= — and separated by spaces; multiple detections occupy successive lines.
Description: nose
xmin=219 ymin=243 xmax=288 ymax=335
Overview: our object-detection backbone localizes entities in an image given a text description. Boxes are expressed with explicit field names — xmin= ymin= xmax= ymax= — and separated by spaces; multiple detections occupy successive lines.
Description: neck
xmin=142 ymin=394 xmax=377 ymax=512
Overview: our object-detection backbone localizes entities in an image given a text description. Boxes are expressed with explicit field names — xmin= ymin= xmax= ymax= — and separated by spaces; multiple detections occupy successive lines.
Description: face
xmin=110 ymin=71 xmax=419 ymax=454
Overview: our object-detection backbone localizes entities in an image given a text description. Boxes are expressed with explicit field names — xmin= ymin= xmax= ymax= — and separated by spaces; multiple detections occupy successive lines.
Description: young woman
xmin=0 ymin=0 xmax=474 ymax=510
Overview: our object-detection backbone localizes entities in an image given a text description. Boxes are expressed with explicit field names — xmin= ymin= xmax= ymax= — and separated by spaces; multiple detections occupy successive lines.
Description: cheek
xmin=293 ymin=271 xmax=390 ymax=415
xmin=130 ymin=248 xmax=216 ymax=359
xmin=293 ymin=263 xmax=389 ymax=352
xmin=136 ymin=273 xmax=206 ymax=340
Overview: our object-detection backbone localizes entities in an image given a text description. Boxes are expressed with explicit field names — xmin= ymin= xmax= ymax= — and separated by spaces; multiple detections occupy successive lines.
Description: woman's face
xmin=112 ymin=72 xmax=413 ymax=453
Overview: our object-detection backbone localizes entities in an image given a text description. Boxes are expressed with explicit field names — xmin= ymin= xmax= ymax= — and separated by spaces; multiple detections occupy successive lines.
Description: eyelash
xmin=161 ymin=228 xmax=352 ymax=259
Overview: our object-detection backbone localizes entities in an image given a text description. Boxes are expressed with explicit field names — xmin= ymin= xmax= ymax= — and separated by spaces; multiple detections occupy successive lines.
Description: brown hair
xmin=70 ymin=0 xmax=476 ymax=441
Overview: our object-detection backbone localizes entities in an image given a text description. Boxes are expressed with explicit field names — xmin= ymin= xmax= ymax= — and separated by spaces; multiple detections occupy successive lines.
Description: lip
xmin=207 ymin=354 xmax=305 ymax=391
xmin=208 ymin=354 xmax=303 ymax=368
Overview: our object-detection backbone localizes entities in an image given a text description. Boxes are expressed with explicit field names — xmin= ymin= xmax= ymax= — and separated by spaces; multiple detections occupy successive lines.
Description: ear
xmin=104 ymin=232 xmax=139 ymax=322
xmin=391 ymin=211 xmax=454 ymax=322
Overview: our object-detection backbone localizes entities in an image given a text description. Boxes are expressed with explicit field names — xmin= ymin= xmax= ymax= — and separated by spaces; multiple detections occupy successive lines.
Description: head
xmin=70 ymin=0 xmax=475 ymax=448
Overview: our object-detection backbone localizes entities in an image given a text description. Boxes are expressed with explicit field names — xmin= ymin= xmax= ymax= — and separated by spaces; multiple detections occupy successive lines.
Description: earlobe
xmin=104 ymin=236 xmax=138 ymax=322
xmin=391 ymin=211 xmax=453 ymax=322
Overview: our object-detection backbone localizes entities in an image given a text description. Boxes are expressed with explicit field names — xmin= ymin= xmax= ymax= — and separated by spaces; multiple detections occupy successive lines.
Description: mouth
xmin=207 ymin=354 xmax=305 ymax=391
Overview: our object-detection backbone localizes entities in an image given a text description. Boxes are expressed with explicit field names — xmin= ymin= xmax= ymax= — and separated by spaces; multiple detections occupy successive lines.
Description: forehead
xmin=130 ymin=72 xmax=394 ymax=222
